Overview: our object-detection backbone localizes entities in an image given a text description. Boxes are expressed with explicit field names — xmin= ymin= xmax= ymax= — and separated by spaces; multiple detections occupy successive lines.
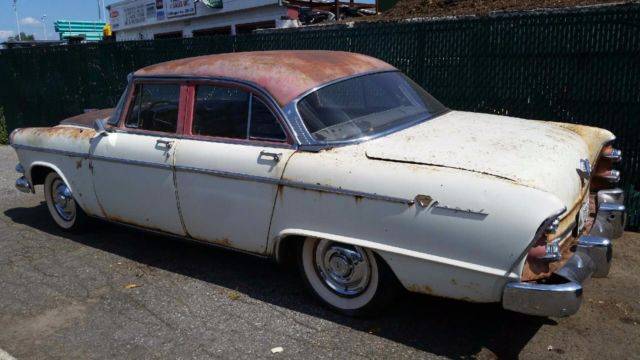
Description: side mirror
xmin=93 ymin=118 xmax=109 ymax=137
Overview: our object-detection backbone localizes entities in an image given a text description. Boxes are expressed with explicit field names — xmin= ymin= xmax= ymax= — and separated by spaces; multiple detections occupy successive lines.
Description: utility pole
xmin=41 ymin=14 xmax=47 ymax=40
xmin=97 ymin=0 xmax=105 ymax=21
xmin=13 ymin=0 xmax=22 ymax=41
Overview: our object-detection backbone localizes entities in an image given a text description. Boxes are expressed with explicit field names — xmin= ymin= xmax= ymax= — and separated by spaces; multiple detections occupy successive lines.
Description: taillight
xmin=527 ymin=216 xmax=562 ymax=262
xmin=9 ymin=128 xmax=19 ymax=145
xmin=592 ymin=145 xmax=622 ymax=191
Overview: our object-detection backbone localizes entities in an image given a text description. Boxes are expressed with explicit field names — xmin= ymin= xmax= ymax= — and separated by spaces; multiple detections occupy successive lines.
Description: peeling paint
xmin=134 ymin=50 xmax=396 ymax=106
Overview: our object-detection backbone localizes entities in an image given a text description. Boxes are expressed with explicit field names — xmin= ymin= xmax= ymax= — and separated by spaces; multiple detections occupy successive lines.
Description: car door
xmin=174 ymin=83 xmax=296 ymax=253
xmin=90 ymin=81 xmax=186 ymax=236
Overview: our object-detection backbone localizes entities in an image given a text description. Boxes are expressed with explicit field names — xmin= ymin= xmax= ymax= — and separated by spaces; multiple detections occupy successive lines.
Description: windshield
xmin=296 ymin=72 xmax=447 ymax=142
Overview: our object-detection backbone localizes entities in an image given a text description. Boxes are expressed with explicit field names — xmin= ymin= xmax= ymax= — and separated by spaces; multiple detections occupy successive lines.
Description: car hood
xmin=59 ymin=108 xmax=115 ymax=128
xmin=363 ymin=111 xmax=614 ymax=208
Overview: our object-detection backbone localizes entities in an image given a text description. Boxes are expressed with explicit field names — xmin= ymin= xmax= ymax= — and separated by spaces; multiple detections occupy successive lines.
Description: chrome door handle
xmin=156 ymin=139 xmax=174 ymax=149
xmin=260 ymin=150 xmax=281 ymax=162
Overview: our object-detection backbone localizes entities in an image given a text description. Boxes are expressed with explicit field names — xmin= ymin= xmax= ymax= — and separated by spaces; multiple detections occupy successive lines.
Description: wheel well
xmin=30 ymin=165 xmax=54 ymax=185
xmin=275 ymin=235 xmax=400 ymax=284
xmin=276 ymin=235 xmax=305 ymax=268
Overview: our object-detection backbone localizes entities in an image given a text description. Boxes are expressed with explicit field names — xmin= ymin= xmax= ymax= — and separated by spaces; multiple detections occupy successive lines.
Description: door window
xmin=125 ymin=84 xmax=180 ymax=133
xmin=193 ymin=85 xmax=287 ymax=142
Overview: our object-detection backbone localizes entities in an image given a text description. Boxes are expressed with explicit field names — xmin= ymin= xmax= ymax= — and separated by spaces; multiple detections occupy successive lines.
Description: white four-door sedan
xmin=10 ymin=50 xmax=625 ymax=317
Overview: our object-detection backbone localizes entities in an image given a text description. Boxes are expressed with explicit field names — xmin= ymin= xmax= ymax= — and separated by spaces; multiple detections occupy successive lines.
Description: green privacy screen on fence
xmin=0 ymin=4 xmax=638 ymax=228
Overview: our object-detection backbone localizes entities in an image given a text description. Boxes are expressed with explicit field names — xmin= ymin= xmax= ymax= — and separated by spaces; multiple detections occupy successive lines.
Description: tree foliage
xmin=0 ymin=108 xmax=8 ymax=145
xmin=8 ymin=32 xmax=35 ymax=41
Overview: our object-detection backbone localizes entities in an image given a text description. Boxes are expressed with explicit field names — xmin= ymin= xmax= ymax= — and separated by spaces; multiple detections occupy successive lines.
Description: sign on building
xmin=201 ymin=0 xmax=223 ymax=9
xmin=166 ymin=0 xmax=197 ymax=18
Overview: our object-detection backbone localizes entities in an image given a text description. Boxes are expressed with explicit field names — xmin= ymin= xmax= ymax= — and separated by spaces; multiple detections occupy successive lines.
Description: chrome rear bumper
xmin=502 ymin=189 xmax=623 ymax=317
xmin=591 ymin=188 xmax=626 ymax=239
xmin=503 ymin=235 xmax=611 ymax=317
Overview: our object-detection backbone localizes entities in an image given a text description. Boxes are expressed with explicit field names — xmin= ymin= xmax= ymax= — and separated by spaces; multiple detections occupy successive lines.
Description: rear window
xmin=297 ymin=72 xmax=447 ymax=142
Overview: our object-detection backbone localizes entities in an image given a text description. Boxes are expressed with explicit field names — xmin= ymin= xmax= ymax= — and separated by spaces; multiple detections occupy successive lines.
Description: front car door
xmin=90 ymin=81 xmax=186 ymax=235
xmin=174 ymin=82 xmax=296 ymax=253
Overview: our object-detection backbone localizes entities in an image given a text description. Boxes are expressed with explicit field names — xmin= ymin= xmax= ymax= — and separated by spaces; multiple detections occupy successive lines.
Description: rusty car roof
xmin=133 ymin=50 xmax=396 ymax=106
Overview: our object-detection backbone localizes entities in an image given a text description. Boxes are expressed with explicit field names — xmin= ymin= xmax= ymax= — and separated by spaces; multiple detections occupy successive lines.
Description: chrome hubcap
xmin=314 ymin=240 xmax=371 ymax=297
xmin=52 ymin=179 xmax=75 ymax=222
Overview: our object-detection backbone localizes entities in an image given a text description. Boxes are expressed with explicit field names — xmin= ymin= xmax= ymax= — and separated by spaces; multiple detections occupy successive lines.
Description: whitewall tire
xmin=298 ymin=237 xmax=399 ymax=316
xmin=44 ymin=172 xmax=87 ymax=231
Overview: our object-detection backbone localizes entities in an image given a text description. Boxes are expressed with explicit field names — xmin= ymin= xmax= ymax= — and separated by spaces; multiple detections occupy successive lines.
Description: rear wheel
xmin=44 ymin=172 xmax=87 ymax=231
xmin=298 ymin=237 xmax=399 ymax=317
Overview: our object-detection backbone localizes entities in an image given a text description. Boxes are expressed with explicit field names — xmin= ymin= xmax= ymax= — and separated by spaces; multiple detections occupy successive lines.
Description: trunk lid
xmin=363 ymin=111 xmax=613 ymax=208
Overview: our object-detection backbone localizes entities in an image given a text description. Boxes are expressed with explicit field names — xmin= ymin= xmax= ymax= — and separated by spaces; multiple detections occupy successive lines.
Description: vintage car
xmin=10 ymin=51 xmax=625 ymax=317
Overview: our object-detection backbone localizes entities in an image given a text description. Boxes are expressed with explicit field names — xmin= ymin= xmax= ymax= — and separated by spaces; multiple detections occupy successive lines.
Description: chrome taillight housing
xmin=528 ymin=215 xmax=563 ymax=263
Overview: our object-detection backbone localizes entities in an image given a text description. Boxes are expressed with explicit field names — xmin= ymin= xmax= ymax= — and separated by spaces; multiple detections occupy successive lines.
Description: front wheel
xmin=44 ymin=172 xmax=87 ymax=231
xmin=298 ymin=237 xmax=399 ymax=317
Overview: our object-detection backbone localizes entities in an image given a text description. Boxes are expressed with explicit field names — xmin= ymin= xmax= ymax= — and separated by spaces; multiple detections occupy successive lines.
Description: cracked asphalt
xmin=0 ymin=145 xmax=639 ymax=359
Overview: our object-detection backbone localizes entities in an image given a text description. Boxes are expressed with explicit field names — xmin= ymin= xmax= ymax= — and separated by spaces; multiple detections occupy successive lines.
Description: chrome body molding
xmin=13 ymin=143 xmax=416 ymax=206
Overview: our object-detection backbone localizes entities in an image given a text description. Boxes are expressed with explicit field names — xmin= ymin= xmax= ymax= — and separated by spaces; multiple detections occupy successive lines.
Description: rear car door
xmin=173 ymin=82 xmax=296 ymax=253
xmin=90 ymin=81 xmax=186 ymax=235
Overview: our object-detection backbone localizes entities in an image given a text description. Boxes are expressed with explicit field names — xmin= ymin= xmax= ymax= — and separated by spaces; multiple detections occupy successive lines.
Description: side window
xmin=193 ymin=86 xmax=249 ymax=139
xmin=125 ymin=84 xmax=180 ymax=133
xmin=249 ymin=97 xmax=287 ymax=142
xmin=193 ymin=85 xmax=287 ymax=142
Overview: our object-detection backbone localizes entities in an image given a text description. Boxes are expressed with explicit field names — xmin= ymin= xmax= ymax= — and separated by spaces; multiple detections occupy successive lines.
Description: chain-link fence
xmin=0 ymin=3 xmax=638 ymax=228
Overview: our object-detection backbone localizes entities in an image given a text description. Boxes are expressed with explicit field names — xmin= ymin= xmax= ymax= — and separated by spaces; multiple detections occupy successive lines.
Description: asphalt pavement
xmin=0 ymin=145 xmax=638 ymax=359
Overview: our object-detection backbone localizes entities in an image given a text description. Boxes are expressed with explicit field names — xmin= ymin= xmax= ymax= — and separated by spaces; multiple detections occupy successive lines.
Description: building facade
xmin=107 ymin=0 xmax=288 ymax=41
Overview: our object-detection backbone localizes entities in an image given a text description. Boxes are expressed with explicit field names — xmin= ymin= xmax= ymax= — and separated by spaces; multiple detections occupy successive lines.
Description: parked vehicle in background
xmin=10 ymin=51 xmax=625 ymax=317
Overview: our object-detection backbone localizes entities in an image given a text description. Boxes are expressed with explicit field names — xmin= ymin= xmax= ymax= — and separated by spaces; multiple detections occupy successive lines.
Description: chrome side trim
xmin=176 ymin=165 xmax=281 ymax=185
xmin=91 ymin=154 xmax=173 ymax=170
xmin=14 ymin=144 xmax=415 ymax=205
xmin=175 ymin=164 xmax=414 ymax=205
xmin=279 ymin=178 xmax=414 ymax=205
xmin=12 ymin=143 xmax=87 ymax=158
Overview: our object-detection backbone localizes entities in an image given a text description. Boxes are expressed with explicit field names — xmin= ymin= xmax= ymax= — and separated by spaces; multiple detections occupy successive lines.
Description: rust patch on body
xmin=211 ymin=238 xmax=233 ymax=247
xmin=134 ymin=50 xmax=396 ymax=106
xmin=59 ymin=108 xmax=114 ymax=128
xmin=406 ymin=284 xmax=433 ymax=295
xmin=19 ymin=126 xmax=97 ymax=146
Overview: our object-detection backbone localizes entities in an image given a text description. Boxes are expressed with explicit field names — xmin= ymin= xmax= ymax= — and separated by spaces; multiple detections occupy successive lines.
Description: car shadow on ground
xmin=5 ymin=203 xmax=555 ymax=359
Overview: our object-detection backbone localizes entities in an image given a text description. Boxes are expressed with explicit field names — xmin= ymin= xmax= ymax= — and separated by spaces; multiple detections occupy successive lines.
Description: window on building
xmin=235 ymin=20 xmax=276 ymax=34
xmin=154 ymin=31 xmax=183 ymax=40
xmin=192 ymin=26 xmax=232 ymax=37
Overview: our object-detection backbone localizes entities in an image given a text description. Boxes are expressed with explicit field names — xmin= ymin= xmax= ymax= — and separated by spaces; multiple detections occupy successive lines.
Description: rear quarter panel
xmin=269 ymin=145 xmax=565 ymax=302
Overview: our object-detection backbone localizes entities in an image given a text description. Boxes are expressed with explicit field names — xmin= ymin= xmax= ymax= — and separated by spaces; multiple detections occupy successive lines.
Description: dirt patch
xmin=383 ymin=0 xmax=631 ymax=18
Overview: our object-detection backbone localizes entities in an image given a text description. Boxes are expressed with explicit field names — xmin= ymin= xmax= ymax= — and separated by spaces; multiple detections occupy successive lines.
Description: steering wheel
xmin=148 ymin=100 xmax=176 ymax=126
